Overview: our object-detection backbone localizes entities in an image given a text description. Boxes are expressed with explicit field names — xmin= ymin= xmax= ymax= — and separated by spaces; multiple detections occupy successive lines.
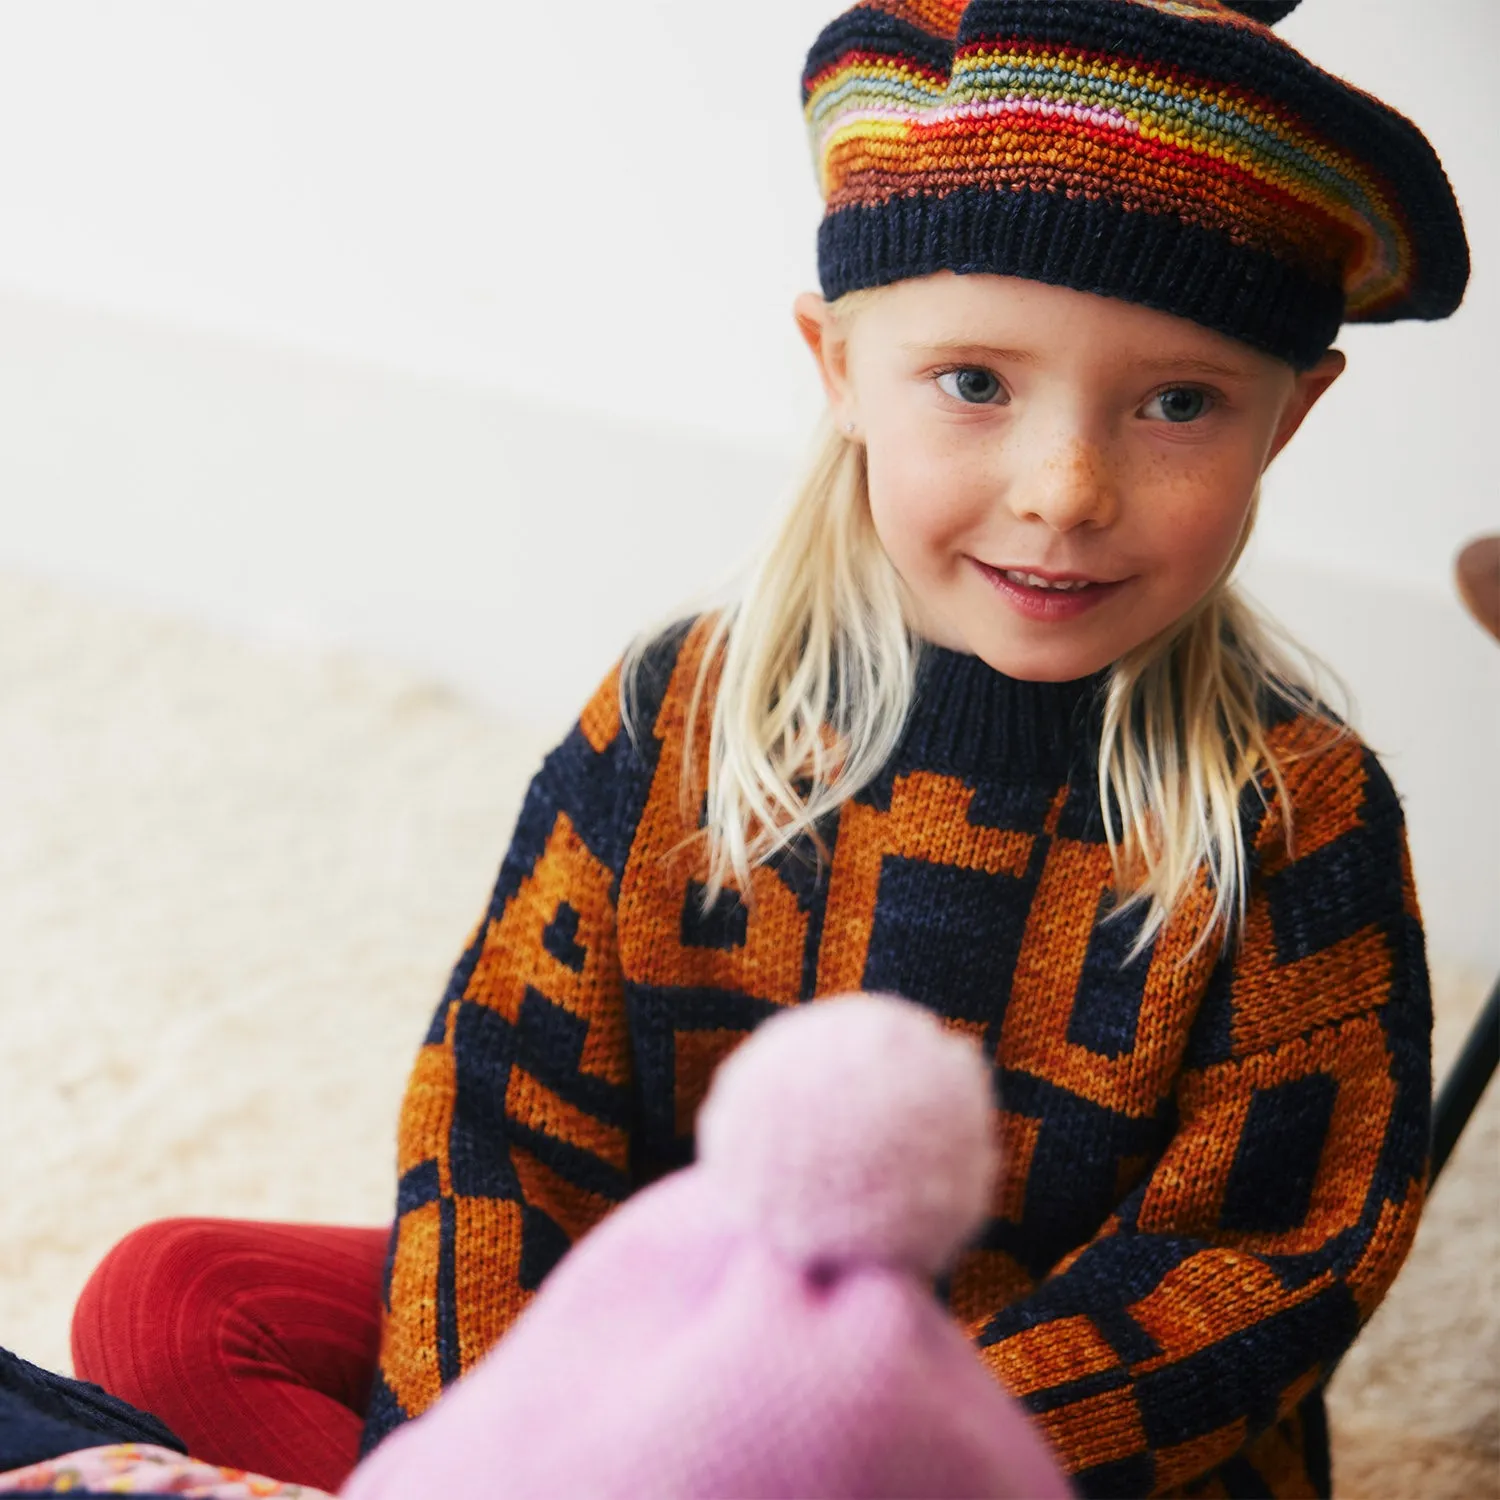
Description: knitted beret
xmin=803 ymin=0 xmax=1469 ymax=366
xmin=344 ymin=995 xmax=1074 ymax=1499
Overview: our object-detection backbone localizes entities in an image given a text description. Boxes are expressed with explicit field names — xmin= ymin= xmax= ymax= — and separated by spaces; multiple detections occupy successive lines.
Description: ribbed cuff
xmin=817 ymin=186 xmax=1345 ymax=369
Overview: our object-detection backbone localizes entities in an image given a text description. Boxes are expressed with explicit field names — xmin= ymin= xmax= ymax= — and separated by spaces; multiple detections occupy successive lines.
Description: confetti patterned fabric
xmin=804 ymin=0 xmax=1468 ymax=367
xmin=0 ymin=1443 xmax=330 ymax=1498
xmin=365 ymin=620 xmax=1432 ymax=1498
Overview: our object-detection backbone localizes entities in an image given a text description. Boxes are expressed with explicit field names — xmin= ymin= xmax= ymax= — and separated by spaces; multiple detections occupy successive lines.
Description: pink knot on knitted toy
xmin=697 ymin=992 xmax=999 ymax=1276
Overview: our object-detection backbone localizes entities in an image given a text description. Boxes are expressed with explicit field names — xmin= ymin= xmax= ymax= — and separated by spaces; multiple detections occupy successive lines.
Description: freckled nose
xmin=1010 ymin=438 xmax=1119 ymax=531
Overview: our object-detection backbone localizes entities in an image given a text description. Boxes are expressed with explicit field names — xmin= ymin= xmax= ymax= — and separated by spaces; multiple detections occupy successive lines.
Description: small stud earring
xmin=843 ymin=419 xmax=856 ymax=434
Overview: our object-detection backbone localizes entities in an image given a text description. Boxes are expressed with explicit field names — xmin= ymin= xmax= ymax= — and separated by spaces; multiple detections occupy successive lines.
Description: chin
xmin=964 ymin=634 xmax=1115 ymax=684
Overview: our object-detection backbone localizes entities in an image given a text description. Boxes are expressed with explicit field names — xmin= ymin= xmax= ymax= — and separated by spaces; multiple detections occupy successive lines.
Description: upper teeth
xmin=1004 ymin=570 xmax=1092 ymax=591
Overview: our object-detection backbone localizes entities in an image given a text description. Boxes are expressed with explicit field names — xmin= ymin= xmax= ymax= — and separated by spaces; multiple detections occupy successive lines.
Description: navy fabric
xmin=0 ymin=1343 xmax=183 ymax=1475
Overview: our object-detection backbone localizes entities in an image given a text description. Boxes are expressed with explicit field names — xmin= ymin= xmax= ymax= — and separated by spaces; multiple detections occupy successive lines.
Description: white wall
xmin=0 ymin=289 xmax=788 ymax=734
xmin=0 ymin=0 xmax=1494 ymax=969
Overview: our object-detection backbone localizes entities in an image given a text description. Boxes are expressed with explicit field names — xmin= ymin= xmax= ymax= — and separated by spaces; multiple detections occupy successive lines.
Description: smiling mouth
xmin=995 ymin=569 xmax=1098 ymax=592
xmin=981 ymin=564 xmax=1125 ymax=591
xmin=971 ymin=558 xmax=1129 ymax=618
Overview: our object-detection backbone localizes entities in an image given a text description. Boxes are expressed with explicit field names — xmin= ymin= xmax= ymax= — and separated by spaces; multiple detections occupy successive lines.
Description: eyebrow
xmin=900 ymin=341 xmax=1040 ymax=364
xmin=1130 ymin=354 xmax=1260 ymax=380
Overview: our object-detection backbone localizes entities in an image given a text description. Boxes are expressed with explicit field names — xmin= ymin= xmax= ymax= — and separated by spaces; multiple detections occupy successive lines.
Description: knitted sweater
xmin=364 ymin=618 xmax=1431 ymax=1498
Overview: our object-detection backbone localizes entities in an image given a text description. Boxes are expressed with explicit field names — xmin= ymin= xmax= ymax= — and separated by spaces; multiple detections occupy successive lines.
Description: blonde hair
xmin=623 ymin=294 xmax=1343 ymax=955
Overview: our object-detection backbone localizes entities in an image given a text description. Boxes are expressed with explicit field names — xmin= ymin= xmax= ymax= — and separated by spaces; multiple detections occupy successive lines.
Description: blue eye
xmin=936 ymin=367 xmax=1006 ymax=405
xmin=1144 ymin=387 xmax=1212 ymax=423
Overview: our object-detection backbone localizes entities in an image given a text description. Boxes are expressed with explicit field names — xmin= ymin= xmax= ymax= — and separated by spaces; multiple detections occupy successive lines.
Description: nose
xmin=1006 ymin=435 xmax=1119 ymax=532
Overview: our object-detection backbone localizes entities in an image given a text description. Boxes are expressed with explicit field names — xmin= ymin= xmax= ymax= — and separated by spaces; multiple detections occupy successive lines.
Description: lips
xmin=971 ymin=559 xmax=1127 ymax=620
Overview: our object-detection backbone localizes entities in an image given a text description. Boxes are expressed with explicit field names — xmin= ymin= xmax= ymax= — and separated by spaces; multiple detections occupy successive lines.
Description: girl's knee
xmin=78 ymin=1216 xmax=232 ymax=1303
xmin=72 ymin=1217 xmax=258 ymax=1381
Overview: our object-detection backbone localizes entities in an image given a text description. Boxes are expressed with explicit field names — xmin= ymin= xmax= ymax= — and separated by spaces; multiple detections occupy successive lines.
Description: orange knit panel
xmin=948 ymin=1246 xmax=1034 ymax=1333
xmin=1001 ymin=837 xmax=1218 ymax=1117
xmin=381 ymin=1203 xmax=444 ymax=1421
xmin=1032 ymin=1386 xmax=1150 ymax=1476
xmin=982 ymin=1314 xmax=1123 ymax=1398
xmin=463 ymin=809 xmax=627 ymax=1086
xmin=815 ymin=771 xmax=1034 ymax=994
xmin=618 ymin=622 xmax=808 ymax=1006
xmin=579 ymin=661 xmax=623 ymax=754
xmin=1126 ymin=1252 xmax=1334 ymax=1372
xmin=396 ymin=1038 xmax=456 ymax=1193
xmin=505 ymin=1066 xmax=629 ymax=1173
xmin=452 ymin=1196 xmax=527 ymax=1374
xmin=1146 ymin=1012 xmax=1397 ymax=1254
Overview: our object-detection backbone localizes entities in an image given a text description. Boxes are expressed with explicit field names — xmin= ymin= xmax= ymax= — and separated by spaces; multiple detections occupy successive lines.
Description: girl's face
xmin=796 ymin=273 xmax=1344 ymax=681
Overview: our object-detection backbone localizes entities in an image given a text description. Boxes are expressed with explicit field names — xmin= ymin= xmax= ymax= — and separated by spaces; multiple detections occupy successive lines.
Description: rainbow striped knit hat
xmin=803 ymin=0 xmax=1468 ymax=366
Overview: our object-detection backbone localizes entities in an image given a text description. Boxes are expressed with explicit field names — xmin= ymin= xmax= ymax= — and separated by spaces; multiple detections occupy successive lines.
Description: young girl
xmin=71 ymin=0 xmax=1467 ymax=1495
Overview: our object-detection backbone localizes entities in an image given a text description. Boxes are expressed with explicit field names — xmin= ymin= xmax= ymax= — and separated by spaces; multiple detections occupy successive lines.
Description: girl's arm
xmin=969 ymin=733 xmax=1431 ymax=1496
xmin=359 ymin=650 xmax=659 ymax=1450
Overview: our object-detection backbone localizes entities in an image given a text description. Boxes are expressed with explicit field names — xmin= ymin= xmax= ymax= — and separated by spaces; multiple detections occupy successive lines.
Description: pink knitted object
xmin=343 ymin=994 xmax=1074 ymax=1499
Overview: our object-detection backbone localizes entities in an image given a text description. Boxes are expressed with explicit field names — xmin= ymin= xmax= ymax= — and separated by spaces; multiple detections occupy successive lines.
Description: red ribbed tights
xmin=71 ymin=1219 xmax=388 ymax=1495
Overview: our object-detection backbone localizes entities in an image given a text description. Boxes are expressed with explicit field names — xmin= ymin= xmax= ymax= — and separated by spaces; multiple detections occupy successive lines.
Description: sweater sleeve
xmin=972 ymin=731 xmax=1432 ymax=1497
xmin=361 ymin=653 xmax=655 ymax=1450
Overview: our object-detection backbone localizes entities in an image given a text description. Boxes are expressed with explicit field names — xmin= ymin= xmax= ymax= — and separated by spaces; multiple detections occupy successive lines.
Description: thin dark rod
xmin=1430 ymin=973 xmax=1500 ymax=1185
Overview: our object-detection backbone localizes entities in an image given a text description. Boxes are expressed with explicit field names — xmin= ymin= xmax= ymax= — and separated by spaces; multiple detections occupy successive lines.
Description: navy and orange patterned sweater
xmin=364 ymin=618 xmax=1431 ymax=1498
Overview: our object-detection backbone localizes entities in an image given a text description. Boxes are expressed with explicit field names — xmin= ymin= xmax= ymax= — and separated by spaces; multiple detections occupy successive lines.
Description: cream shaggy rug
xmin=0 ymin=571 xmax=1494 ymax=1496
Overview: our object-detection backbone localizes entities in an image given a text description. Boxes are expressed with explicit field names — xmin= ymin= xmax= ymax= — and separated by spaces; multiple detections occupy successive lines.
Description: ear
xmin=793 ymin=291 xmax=857 ymax=427
xmin=1265 ymin=348 xmax=1346 ymax=464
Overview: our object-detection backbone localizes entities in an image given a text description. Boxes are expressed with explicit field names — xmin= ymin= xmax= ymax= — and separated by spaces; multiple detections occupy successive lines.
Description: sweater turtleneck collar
xmin=897 ymin=641 xmax=1108 ymax=782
